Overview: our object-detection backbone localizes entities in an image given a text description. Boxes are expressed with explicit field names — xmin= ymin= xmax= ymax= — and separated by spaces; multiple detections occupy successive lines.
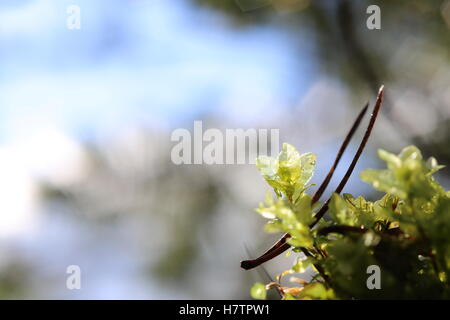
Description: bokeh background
xmin=0 ymin=0 xmax=449 ymax=299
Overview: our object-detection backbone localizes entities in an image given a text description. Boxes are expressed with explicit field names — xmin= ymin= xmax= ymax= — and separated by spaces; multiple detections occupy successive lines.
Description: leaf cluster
xmin=250 ymin=144 xmax=450 ymax=299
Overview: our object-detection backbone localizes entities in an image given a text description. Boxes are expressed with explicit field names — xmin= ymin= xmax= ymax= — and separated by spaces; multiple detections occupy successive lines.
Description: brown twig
xmin=243 ymin=244 xmax=283 ymax=298
xmin=312 ymin=102 xmax=369 ymax=203
xmin=311 ymin=85 xmax=384 ymax=225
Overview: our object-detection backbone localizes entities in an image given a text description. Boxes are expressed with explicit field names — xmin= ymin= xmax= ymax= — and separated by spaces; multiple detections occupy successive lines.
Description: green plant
xmin=245 ymin=90 xmax=450 ymax=300
xmin=250 ymin=143 xmax=449 ymax=299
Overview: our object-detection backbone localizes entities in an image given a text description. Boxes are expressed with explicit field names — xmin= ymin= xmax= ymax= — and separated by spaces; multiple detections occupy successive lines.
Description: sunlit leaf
xmin=250 ymin=283 xmax=267 ymax=300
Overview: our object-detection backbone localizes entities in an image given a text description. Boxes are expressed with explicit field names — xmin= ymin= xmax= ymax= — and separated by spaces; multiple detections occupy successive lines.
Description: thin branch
xmin=243 ymin=244 xmax=282 ymax=298
xmin=241 ymin=242 xmax=290 ymax=270
xmin=311 ymin=102 xmax=369 ymax=203
xmin=311 ymin=85 xmax=384 ymax=226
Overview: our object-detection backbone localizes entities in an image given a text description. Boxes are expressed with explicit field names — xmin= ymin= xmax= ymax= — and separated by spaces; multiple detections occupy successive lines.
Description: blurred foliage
xmin=191 ymin=0 xmax=450 ymax=172
xmin=36 ymin=131 xmax=254 ymax=298
xmin=192 ymin=0 xmax=450 ymax=89
xmin=251 ymin=143 xmax=450 ymax=299
xmin=46 ymin=136 xmax=219 ymax=281
xmin=0 ymin=261 xmax=30 ymax=299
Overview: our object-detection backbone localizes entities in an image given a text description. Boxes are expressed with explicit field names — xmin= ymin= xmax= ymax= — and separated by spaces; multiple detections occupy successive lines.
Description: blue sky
xmin=0 ymin=0 xmax=312 ymax=143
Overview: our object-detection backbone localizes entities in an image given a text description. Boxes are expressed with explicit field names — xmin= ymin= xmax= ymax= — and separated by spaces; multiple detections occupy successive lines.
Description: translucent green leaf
xmin=256 ymin=156 xmax=278 ymax=180
xmin=329 ymin=193 xmax=358 ymax=226
xmin=426 ymin=157 xmax=445 ymax=175
xmin=378 ymin=149 xmax=401 ymax=169
xmin=250 ymin=283 xmax=267 ymax=300
xmin=287 ymin=223 xmax=314 ymax=248
xmin=263 ymin=221 xmax=283 ymax=233
xmin=297 ymin=282 xmax=334 ymax=300
xmin=256 ymin=143 xmax=316 ymax=201
xmin=278 ymin=143 xmax=301 ymax=180
xmin=298 ymin=152 xmax=316 ymax=186
xmin=398 ymin=145 xmax=422 ymax=161
xmin=294 ymin=193 xmax=314 ymax=225
xmin=360 ymin=169 xmax=408 ymax=199
xmin=292 ymin=257 xmax=313 ymax=273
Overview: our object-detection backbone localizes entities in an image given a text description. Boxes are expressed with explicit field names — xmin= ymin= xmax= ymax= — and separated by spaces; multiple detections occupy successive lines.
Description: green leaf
xmin=329 ymin=193 xmax=358 ymax=226
xmin=378 ymin=149 xmax=401 ymax=169
xmin=360 ymin=168 xmax=408 ymax=199
xmin=426 ymin=157 xmax=445 ymax=176
xmin=398 ymin=145 xmax=422 ymax=162
xmin=294 ymin=193 xmax=314 ymax=225
xmin=250 ymin=283 xmax=267 ymax=300
xmin=287 ymin=233 xmax=313 ymax=248
xmin=298 ymin=152 xmax=316 ymax=187
xmin=361 ymin=146 xmax=445 ymax=201
xmin=292 ymin=257 xmax=313 ymax=273
xmin=256 ymin=156 xmax=278 ymax=181
xmin=297 ymin=282 xmax=334 ymax=300
xmin=256 ymin=143 xmax=316 ymax=201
